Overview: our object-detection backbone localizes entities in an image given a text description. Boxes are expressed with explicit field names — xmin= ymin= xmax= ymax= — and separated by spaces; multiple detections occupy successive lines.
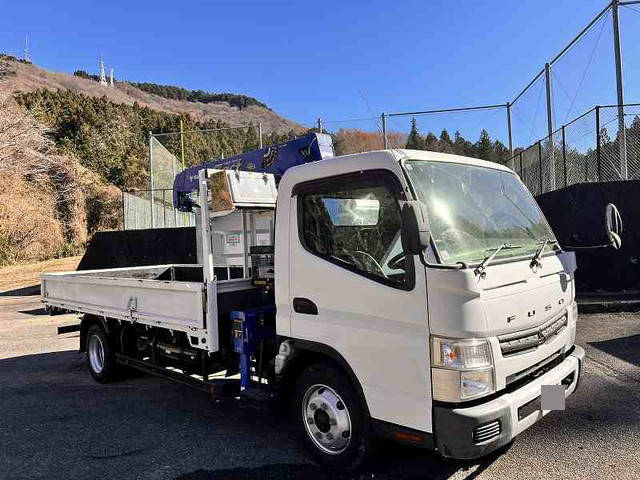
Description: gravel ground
xmin=0 ymin=295 xmax=638 ymax=480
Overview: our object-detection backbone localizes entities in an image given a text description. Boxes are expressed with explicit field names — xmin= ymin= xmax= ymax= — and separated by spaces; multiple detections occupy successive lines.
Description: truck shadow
xmin=174 ymin=449 xmax=501 ymax=480
xmin=588 ymin=334 xmax=640 ymax=367
xmin=0 ymin=284 xmax=40 ymax=296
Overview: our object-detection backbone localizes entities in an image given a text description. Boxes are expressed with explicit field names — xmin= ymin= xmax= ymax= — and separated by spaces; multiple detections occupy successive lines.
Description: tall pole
xmin=172 ymin=154 xmax=178 ymax=226
xmin=317 ymin=118 xmax=323 ymax=133
xmin=612 ymin=0 xmax=627 ymax=179
xmin=506 ymin=102 xmax=514 ymax=168
xmin=381 ymin=113 xmax=388 ymax=149
xmin=180 ymin=119 xmax=185 ymax=169
xmin=596 ymin=106 xmax=602 ymax=181
xmin=258 ymin=122 xmax=263 ymax=148
xmin=544 ymin=62 xmax=556 ymax=190
xmin=149 ymin=131 xmax=154 ymax=229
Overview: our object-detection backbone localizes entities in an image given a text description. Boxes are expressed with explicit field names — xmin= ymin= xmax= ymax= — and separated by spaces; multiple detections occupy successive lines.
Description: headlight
xmin=431 ymin=337 xmax=495 ymax=402
xmin=431 ymin=337 xmax=492 ymax=369
xmin=461 ymin=369 xmax=494 ymax=399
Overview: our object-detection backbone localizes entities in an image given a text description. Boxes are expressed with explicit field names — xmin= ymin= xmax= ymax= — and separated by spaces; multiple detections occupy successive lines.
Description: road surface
xmin=0 ymin=293 xmax=638 ymax=480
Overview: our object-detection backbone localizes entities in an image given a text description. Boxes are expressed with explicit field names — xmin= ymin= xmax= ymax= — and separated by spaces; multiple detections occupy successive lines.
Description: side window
xmin=300 ymin=174 xmax=411 ymax=288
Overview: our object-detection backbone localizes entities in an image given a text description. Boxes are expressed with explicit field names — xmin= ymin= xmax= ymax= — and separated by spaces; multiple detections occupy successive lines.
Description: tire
xmin=293 ymin=362 xmax=373 ymax=470
xmin=86 ymin=324 xmax=119 ymax=383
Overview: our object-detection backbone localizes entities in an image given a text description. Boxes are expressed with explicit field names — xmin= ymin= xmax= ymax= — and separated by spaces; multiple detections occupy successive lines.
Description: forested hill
xmin=126 ymin=82 xmax=269 ymax=111
xmin=0 ymin=55 xmax=302 ymax=132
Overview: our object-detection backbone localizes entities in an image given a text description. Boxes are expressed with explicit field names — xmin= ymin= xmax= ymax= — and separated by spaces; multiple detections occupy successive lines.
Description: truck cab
xmin=275 ymin=149 xmax=583 ymax=464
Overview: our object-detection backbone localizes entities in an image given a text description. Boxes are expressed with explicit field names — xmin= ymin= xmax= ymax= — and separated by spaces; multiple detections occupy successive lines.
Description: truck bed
xmin=41 ymin=264 xmax=259 ymax=352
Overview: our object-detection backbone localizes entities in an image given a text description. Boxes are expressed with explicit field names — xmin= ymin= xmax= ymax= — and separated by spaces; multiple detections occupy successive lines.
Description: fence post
xmin=595 ymin=106 xmax=601 ymax=181
xmin=172 ymin=156 xmax=178 ymax=227
xmin=180 ymin=119 xmax=185 ymax=169
xmin=519 ymin=152 xmax=523 ymax=179
xmin=149 ymin=131 xmax=154 ymax=229
xmin=506 ymin=102 xmax=514 ymax=167
xmin=121 ymin=192 xmax=126 ymax=230
xmin=538 ymin=141 xmax=543 ymax=194
xmin=381 ymin=113 xmax=388 ymax=149
xmin=562 ymin=125 xmax=567 ymax=187
xmin=612 ymin=0 xmax=628 ymax=179
xmin=162 ymin=189 xmax=167 ymax=228
xmin=544 ymin=63 xmax=556 ymax=190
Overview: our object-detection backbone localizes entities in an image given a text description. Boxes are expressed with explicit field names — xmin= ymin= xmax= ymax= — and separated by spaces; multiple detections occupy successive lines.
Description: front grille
xmin=472 ymin=420 xmax=501 ymax=443
xmin=499 ymin=314 xmax=567 ymax=356
xmin=506 ymin=349 xmax=565 ymax=387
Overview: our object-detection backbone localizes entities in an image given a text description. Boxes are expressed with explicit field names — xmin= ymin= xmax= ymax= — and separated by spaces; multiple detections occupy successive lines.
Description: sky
xmin=2 ymin=0 xmax=640 ymax=149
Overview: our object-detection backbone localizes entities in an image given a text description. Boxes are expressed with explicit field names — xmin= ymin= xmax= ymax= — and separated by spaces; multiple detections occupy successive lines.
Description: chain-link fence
xmin=510 ymin=103 xmax=640 ymax=195
xmin=123 ymin=189 xmax=195 ymax=230
xmin=122 ymin=136 xmax=196 ymax=230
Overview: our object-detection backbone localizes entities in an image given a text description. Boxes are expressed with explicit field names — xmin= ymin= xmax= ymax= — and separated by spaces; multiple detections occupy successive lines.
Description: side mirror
xmin=401 ymin=201 xmax=431 ymax=254
xmin=605 ymin=203 xmax=623 ymax=250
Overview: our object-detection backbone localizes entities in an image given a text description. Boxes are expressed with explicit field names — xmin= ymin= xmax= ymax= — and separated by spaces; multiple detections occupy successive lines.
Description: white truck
xmin=42 ymin=148 xmax=620 ymax=468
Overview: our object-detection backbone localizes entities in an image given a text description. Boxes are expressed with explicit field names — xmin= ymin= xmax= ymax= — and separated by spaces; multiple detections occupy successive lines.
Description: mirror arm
xmin=562 ymin=242 xmax=617 ymax=251
xmin=418 ymin=251 xmax=467 ymax=270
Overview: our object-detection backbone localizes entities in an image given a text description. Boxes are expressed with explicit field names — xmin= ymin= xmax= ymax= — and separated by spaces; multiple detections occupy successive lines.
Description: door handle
xmin=293 ymin=297 xmax=318 ymax=315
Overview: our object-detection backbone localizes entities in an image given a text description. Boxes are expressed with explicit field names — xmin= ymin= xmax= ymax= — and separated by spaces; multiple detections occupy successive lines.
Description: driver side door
xmin=288 ymin=170 xmax=433 ymax=432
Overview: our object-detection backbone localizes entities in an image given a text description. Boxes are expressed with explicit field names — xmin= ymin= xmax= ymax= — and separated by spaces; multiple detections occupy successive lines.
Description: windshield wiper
xmin=474 ymin=243 xmax=522 ymax=278
xmin=530 ymin=238 xmax=558 ymax=269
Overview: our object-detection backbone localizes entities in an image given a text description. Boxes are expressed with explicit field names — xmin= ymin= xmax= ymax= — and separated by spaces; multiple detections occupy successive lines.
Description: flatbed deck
xmin=41 ymin=264 xmax=258 ymax=352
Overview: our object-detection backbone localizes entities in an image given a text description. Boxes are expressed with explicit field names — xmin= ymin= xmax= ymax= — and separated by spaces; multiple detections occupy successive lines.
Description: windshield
xmin=403 ymin=160 xmax=558 ymax=265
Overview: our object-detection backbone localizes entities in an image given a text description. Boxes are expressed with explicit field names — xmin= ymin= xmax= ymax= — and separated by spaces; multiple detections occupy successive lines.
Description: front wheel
xmin=293 ymin=363 xmax=373 ymax=469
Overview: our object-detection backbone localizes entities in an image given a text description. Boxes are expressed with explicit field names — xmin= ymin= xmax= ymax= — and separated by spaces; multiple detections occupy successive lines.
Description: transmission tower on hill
xmin=24 ymin=35 xmax=31 ymax=63
xmin=99 ymin=55 xmax=107 ymax=87
xmin=109 ymin=66 xmax=114 ymax=87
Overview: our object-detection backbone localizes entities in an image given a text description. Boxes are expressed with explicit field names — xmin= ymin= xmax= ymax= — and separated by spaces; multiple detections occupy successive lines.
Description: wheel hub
xmin=302 ymin=384 xmax=351 ymax=455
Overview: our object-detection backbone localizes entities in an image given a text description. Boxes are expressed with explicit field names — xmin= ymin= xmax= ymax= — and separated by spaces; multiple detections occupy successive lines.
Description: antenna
xmin=109 ymin=66 xmax=114 ymax=87
xmin=99 ymin=55 xmax=107 ymax=87
xmin=24 ymin=35 xmax=31 ymax=63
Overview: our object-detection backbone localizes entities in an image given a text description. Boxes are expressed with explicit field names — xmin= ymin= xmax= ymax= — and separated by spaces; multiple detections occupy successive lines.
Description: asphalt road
xmin=0 ymin=294 xmax=638 ymax=480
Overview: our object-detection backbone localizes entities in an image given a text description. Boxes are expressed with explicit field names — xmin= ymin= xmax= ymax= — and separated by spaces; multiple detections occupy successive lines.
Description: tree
xmin=493 ymin=140 xmax=509 ymax=164
xmin=439 ymin=129 xmax=453 ymax=153
xmin=424 ymin=132 xmax=438 ymax=151
xmin=475 ymin=129 xmax=494 ymax=161
xmin=405 ymin=117 xmax=424 ymax=149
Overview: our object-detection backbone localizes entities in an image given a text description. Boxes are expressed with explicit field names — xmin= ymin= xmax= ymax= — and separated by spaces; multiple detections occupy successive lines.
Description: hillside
xmin=0 ymin=55 xmax=308 ymax=266
xmin=0 ymin=56 xmax=303 ymax=133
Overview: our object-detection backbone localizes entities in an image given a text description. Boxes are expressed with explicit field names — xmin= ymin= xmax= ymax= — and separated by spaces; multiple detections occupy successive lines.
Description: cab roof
xmin=385 ymin=149 xmax=514 ymax=173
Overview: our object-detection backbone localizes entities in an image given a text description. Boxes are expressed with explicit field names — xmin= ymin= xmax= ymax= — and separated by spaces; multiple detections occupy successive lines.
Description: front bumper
xmin=433 ymin=345 xmax=585 ymax=459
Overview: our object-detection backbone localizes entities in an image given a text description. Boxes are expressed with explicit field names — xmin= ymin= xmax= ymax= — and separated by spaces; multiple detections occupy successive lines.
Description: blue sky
xmin=2 ymin=0 xmax=640 ymax=148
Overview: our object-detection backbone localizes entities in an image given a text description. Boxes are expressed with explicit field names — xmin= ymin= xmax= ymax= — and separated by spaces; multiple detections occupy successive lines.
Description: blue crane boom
xmin=173 ymin=133 xmax=334 ymax=212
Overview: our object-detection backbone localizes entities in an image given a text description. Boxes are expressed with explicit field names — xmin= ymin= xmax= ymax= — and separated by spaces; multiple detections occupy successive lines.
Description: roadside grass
xmin=0 ymin=255 xmax=81 ymax=293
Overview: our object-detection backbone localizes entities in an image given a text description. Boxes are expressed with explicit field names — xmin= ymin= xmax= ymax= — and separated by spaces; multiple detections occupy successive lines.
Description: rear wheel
xmin=293 ymin=363 xmax=372 ymax=469
xmin=86 ymin=324 xmax=119 ymax=383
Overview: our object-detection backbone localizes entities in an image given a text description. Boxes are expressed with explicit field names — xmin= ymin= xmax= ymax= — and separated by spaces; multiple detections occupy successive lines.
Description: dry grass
xmin=0 ymin=90 xmax=122 ymax=265
xmin=334 ymin=128 xmax=407 ymax=155
xmin=0 ymin=58 xmax=304 ymax=134
xmin=0 ymin=255 xmax=81 ymax=292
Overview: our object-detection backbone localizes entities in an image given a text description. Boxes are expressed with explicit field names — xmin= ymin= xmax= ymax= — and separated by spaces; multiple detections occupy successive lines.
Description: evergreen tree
xmin=424 ymin=132 xmax=438 ymax=151
xmin=439 ymin=129 xmax=453 ymax=153
xmin=406 ymin=117 xmax=424 ymax=149
xmin=475 ymin=129 xmax=494 ymax=161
